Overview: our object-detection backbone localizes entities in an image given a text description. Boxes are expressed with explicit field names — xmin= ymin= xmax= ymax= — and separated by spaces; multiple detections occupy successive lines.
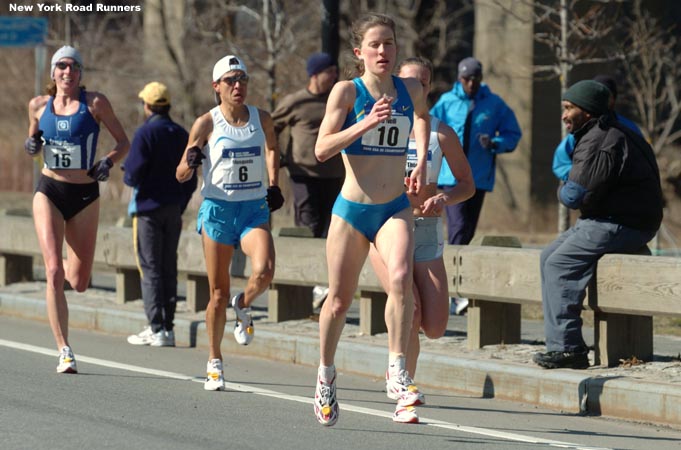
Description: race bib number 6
xmin=221 ymin=146 xmax=263 ymax=191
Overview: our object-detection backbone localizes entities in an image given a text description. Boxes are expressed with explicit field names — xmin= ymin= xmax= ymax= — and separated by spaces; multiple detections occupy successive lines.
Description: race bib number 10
xmin=361 ymin=115 xmax=410 ymax=155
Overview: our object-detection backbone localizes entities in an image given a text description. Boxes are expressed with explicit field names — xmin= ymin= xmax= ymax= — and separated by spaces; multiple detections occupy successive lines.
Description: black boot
xmin=532 ymin=347 xmax=589 ymax=369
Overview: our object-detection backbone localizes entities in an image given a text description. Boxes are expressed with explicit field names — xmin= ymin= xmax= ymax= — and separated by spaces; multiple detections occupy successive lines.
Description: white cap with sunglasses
xmin=213 ymin=55 xmax=248 ymax=82
xmin=51 ymin=45 xmax=84 ymax=80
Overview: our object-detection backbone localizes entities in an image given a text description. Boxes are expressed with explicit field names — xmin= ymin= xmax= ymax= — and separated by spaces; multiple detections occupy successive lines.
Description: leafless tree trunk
xmin=557 ymin=0 xmax=570 ymax=233
xmin=530 ymin=0 xmax=620 ymax=233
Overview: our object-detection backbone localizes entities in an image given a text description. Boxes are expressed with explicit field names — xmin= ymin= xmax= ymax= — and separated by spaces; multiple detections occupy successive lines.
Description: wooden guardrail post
xmin=268 ymin=228 xmax=314 ymax=322
xmin=465 ymin=235 xmax=522 ymax=349
xmin=0 ymin=209 xmax=34 ymax=286
xmin=186 ymin=274 xmax=209 ymax=312
xmin=269 ymin=284 xmax=314 ymax=322
xmin=0 ymin=253 xmax=33 ymax=286
xmin=594 ymin=313 xmax=653 ymax=366
xmin=115 ymin=268 xmax=141 ymax=303
xmin=591 ymin=246 xmax=654 ymax=367
xmin=112 ymin=217 xmax=141 ymax=304
xmin=359 ymin=290 xmax=388 ymax=335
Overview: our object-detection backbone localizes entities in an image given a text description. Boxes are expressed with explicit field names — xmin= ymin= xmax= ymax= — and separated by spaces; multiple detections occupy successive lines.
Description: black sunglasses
xmin=55 ymin=61 xmax=82 ymax=71
xmin=220 ymin=74 xmax=249 ymax=86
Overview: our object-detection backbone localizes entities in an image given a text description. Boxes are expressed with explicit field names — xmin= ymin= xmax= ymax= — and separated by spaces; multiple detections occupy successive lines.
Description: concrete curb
xmin=2 ymin=292 xmax=680 ymax=427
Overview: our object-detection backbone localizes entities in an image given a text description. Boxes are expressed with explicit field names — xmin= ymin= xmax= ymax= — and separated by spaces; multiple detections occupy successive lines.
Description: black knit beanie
xmin=592 ymin=74 xmax=617 ymax=99
xmin=563 ymin=80 xmax=610 ymax=116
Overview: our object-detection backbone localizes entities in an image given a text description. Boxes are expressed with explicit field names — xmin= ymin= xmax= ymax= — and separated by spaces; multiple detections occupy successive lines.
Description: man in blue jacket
xmin=431 ymin=57 xmax=522 ymax=246
xmin=124 ymin=82 xmax=197 ymax=347
xmin=552 ymin=74 xmax=643 ymax=181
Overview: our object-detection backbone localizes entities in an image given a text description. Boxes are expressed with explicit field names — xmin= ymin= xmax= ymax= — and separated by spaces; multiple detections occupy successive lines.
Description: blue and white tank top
xmin=342 ymin=76 xmax=413 ymax=156
xmin=201 ymin=105 xmax=267 ymax=202
xmin=39 ymin=90 xmax=100 ymax=170
xmin=406 ymin=116 xmax=442 ymax=184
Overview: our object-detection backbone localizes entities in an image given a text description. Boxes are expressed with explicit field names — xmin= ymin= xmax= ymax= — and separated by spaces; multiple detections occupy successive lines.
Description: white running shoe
xmin=127 ymin=326 xmax=155 ymax=345
xmin=313 ymin=372 xmax=339 ymax=426
xmin=231 ymin=293 xmax=254 ymax=345
xmin=312 ymin=286 xmax=329 ymax=309
xmin=386 ymin=369 xmax=425 ymax=407
xmin=392 ymin=405 xmax=419 ymax=424
xmin=455 ymin=297 xmax=469 ymax=315
xmin=204 ymin=359 xmax=225 ymax=391
xmin=150 ymin=330 xmax=175 ymax=347
xmin=57 ymin=346 xmax=78 ymax=374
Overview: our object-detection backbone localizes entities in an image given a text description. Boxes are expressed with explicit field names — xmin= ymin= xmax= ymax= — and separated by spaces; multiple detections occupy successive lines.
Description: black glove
xmin=24 ymin=130 xmax=43 ymax=156
xmin=266 ymin=186 xmax=284 ymax=212
xmin=186 ymin=146 xmax=206 ymax=169
xmin=478 ymin=134 xmax=497 ymax=150
xmin=87 ymin=157 xmax=113 ymax=181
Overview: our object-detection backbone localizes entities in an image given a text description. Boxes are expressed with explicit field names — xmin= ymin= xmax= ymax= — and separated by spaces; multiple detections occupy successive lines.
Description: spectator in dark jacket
xmin=534 ymin=80 xmax=663 ymax=370
xmin=272 ymin=52 xmax=344 ymax=238
xmin=552 ymin=74 xmax=643 ymax=181
xmin=123 ymin=81 xmax=197 ymax=347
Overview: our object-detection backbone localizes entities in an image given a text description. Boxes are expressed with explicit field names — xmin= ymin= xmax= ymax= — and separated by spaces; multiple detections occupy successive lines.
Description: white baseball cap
xmin=212 ymin=55 xmax=247 ymax=82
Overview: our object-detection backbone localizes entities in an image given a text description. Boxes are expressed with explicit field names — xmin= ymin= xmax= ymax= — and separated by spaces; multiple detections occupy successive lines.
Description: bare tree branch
xmin=620 ymin=0 xmax=681 ymax=155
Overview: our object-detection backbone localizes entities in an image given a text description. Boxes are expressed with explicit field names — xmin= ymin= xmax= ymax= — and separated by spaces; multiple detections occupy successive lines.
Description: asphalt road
xmin=2 ymin=315 xmax=680 ymax=450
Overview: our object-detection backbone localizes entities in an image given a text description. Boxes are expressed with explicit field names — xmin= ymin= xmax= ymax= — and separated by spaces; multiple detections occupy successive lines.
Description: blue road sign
xmin=0 ymin=16 xmax=48 ymax=47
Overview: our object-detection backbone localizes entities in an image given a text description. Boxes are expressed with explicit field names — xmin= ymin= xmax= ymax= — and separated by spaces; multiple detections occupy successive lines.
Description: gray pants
xmin=134 ymin=204 xmax=182 ymax=333
xmin=540 ymin=218 xmax=655 ymax=352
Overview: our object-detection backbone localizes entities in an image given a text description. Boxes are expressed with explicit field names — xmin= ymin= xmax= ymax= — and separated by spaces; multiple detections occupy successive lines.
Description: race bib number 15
xmin=44 ymin=143 xmax=82 ymax=169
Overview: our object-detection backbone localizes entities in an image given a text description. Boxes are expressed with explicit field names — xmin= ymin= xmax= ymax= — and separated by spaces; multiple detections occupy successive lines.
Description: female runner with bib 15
xmin=25 ymin=45 xmax=129 ymax=374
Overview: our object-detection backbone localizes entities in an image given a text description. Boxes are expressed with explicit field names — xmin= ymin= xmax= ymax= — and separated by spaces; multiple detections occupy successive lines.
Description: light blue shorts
xmin=197 ymin=197 xmax=269 ymax=246
xmin=413 ymin=216 xmax=444 ymax=262
xmin=332 ymin=193 xmax=410 ymax=242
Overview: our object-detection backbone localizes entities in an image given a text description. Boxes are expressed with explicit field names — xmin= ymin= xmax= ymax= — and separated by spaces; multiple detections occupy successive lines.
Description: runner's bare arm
xmin=177 ymin=113 xmax=212 ymax=183
xmin=90 ymin=92 xmax=130 ymax=164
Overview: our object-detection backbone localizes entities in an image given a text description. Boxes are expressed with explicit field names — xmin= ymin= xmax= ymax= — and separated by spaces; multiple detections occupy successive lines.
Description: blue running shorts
xmin=332 ymin=193 xmax=410 ymax=242
xmin=197 ymin=197 xmax=269 ymax=246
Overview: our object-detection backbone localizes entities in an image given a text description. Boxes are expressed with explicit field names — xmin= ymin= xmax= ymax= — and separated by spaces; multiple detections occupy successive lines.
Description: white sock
xmin=388 ymin=355 xmax=406 ymax=376
xmin=318 ymin=364 xmax=336 ymax=381
xmin=208 ymin=358 xmax=223 ymax=370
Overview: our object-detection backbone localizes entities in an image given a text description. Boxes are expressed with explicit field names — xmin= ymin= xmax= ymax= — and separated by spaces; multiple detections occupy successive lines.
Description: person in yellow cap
xmin=123 ymin=82 xmax=197 ymax=347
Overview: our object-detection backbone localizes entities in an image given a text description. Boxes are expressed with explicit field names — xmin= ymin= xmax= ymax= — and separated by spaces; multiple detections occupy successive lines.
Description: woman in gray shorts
xmin=370 ymin=57 xmax=474 ymax=383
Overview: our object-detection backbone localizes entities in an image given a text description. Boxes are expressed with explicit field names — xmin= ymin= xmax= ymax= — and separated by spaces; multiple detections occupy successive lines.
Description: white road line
xmin=0 ymin=338 xmax=610 ymax=450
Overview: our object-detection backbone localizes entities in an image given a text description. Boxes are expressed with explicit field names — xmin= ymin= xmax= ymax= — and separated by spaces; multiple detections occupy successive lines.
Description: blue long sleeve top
xmin=430 ymin=82 xmax=522 ymax=191
xmin=124 ymin=114 xmax=196 ymax=215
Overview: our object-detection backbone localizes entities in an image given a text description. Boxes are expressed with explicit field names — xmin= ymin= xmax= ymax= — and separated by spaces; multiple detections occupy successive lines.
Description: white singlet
xmin=405 ymin=116 xmax=442 ymax=184
xmin=201 ymin=105 xmax=268 ymax=202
